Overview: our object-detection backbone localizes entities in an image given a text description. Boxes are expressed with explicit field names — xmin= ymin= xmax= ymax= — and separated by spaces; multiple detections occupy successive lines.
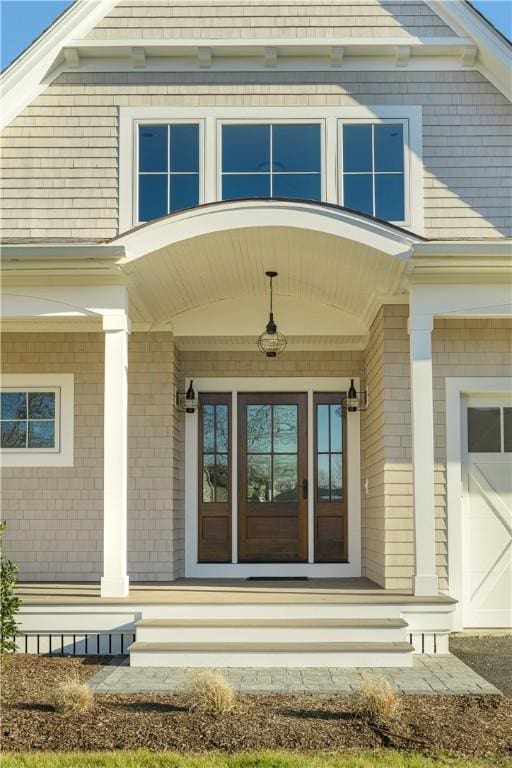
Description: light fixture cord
xmin=269 ymin=275 xmax=273 ymax=316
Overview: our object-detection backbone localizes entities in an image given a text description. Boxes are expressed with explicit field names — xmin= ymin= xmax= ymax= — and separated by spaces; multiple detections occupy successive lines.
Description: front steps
xmin=128 ymin=615 xmax=414 ymax=667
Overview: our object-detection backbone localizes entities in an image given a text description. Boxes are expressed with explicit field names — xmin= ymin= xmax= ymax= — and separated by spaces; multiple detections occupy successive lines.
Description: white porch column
xmin=409 ymin=312 xmax=438 ymax=597
xmin=101 ymin=313 xmax=130 ymax=598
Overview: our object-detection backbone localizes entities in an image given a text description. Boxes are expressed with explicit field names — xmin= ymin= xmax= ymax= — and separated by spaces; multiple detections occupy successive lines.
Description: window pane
xmin=170 ymin=174 xmax=199 ymax=212
xmin=170 ymin=124 xmax=199 ymax=172
xmin=273 ymin=405 xmax=297 ymax=453
xmin=203 ymin=454 xmax=216 ymax=502
xmin=317 ymin=405 xmax=329 ymax=452
xmin=1 ymin=391 xmax=26 ymax=420
xmin=330 ymin=404 xmax=342 ymax=453
xmin=222 ymin=174 xmax=270 ymax=200
xmin=203 ymin=405 xmax=215 ymax=453
xmin=247 ymin=405 xmax=271 ymax=453
xmin=273 ymin=173 xmax=321 ymax=201
xmin=215 ymin=453 xmax=229 ymax=502
xmin=216 ymin=405 xmax=229 ymax=453
xmin=375 ymin=174 xmax=404 ymax=221
xmin=247 ymin=454 xmax=271 ymax=502
xmin=273 ymin=454 xmax=298 ymax=502
xmin=317 ymin=453 xmax=330 ymax=502
xmin=504 ymin=408 xmax=512 ymax=452
xmin=375 ymin=124 xmax=404 ymax=172
xmin=343 ymin=125 xmax=372 ymax=172
xmin=28 ymin=392 xmax=55 ymax=420
xmin=1 ymin=421 xmax=26 ymax=448
xmin=468 ymin=407 xmax=501 ymax=452
xmin=222 ymin=125 xmax=270 ymax=173
xmin=344 ymin=174 xmax=373 ymax=215
xmin=138 ymin=174 xmax=167 ymax=221
xmin=139 ymin=125 xmax=168 ymax=172
xmin=272 ymin=124 xmax=320 ymax=172
xmin=28 ymin=421 xmax=55 ymax=448
xmin=330 ymin=453 xmax=343 ymax=501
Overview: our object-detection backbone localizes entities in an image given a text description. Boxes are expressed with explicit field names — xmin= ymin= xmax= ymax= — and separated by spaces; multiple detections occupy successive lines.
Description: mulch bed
xmin=2 ymin=656 xmax=512 ymax=758
xmin=450 ymin=635 xmax=512 ymax=697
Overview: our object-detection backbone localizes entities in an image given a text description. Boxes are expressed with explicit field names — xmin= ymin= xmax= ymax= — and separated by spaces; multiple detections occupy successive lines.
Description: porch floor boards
xmin=16 ymin=578 xmax=456 ymax=606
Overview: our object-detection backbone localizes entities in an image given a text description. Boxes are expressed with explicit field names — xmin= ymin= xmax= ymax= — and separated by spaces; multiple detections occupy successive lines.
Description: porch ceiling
xmin=123 ymin=225 xmax=409 ymax=340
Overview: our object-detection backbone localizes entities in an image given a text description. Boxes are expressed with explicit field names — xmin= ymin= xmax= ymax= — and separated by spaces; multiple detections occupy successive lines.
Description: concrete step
xmin=128 ymin=640 xmax=414 ymax=668
xmin=135 ymin=617 xmax=408 ymax=644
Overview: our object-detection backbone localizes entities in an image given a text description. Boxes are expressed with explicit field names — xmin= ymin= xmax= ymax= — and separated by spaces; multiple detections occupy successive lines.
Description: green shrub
xmin=1 ymin=521 xmax=21 ymax=654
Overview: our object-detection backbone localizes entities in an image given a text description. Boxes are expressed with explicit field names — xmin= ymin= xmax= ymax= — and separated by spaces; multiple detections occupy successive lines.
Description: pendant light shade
xmin=257 ymin=271 xmax=287 ymax=358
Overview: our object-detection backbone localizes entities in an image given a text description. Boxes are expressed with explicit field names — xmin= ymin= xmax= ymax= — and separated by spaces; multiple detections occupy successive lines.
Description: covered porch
xmin=2 ymin=201 xmax=511 ymax=618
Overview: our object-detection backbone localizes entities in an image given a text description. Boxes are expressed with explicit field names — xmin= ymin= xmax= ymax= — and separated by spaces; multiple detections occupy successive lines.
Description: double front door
xmin=198 ymin=391 xmax=347 ymax=564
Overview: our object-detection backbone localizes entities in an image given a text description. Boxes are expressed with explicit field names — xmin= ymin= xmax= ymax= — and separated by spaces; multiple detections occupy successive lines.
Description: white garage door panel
xmin=465 ymin=454 xmax=512 ymax=628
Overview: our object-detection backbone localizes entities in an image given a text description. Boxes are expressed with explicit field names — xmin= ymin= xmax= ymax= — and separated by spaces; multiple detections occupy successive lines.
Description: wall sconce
xmin=343 ymin=379 xmax=368 ymax=412
xmin=176 ymin=380 xmax=198 ymax=414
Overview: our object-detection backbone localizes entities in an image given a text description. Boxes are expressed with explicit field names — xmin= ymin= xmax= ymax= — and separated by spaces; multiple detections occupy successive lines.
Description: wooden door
xmin=238 ymin=393 xmax=308 ymax=562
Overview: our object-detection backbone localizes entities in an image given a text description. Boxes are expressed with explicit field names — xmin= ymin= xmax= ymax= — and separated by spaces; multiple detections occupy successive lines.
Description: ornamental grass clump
xmin=185 ymin=670 xmax=236 ymax=715
xmin=353 ymin=676 xmax=400 ymax=724
xmin=49 ymin=675 xmax=94 ymax=715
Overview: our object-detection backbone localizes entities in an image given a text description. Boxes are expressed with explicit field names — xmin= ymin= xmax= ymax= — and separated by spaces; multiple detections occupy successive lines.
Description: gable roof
xmin=1 ymin=0 xmax=510 ymax=130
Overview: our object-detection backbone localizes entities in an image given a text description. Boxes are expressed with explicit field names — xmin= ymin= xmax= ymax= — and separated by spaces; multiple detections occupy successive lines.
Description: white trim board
xmin=445 ymin=377 xmax=512 ymax=630
xmin=184 ymin=377 xmax=361 ymax=578
xmin=119 ymin=105 xmax=423 ymax=236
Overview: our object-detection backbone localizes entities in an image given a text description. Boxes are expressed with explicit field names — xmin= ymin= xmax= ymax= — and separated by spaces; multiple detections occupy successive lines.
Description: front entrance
xmin=187 ymin=377 xmax=361 ymax=577
xmin=238 ymin=393 xmax=308 ymax=563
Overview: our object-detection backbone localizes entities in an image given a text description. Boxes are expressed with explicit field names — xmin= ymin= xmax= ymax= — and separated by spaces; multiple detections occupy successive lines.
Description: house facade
xmin=1 ymin=0 xmax=511 ymax=667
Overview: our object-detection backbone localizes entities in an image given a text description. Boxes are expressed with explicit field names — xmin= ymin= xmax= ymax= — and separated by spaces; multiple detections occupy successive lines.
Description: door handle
xmin=302 ymin=478 xmax=308 ymax=499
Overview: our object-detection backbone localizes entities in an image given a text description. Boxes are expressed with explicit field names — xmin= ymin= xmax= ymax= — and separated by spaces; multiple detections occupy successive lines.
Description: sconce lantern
xmin=176 ymin=379 xmax=198 ymax=413
xmin=257 ymin=271 xmax=287 ymax=358
xmin=343 ymin=379 xmax=368 ymax=412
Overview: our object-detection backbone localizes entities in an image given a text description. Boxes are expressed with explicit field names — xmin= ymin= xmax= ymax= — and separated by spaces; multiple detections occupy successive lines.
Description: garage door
xmin=463 ymin=397 xmax=512 ymax=628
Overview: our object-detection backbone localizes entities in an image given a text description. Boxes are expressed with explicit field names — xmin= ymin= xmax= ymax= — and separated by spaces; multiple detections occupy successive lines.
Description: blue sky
xmin=0 ymin=0 xmax=511 ymax=71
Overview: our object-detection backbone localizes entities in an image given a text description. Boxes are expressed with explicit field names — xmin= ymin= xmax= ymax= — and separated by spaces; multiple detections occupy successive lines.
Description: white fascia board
xmin=0 ymin=0 xmax=120 ymax=130
xmin=410 ymin=241 xmax=512 ymax=281
xmin=425 ymin=0 xmax=512 ymax=101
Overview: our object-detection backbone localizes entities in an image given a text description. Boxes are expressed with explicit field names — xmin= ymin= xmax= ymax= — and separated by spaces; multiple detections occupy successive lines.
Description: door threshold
xmin=247 ymin=576 xmax=309 ymax=581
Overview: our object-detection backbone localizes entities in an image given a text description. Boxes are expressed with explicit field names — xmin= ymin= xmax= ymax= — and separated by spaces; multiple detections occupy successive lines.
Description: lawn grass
xmin=1 ymin=752 xmax=504 ymax=768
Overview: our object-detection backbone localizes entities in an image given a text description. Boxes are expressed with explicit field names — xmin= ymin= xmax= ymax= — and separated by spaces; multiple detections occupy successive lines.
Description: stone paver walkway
xmin=87 ymin=654 xmax=500 ymax=695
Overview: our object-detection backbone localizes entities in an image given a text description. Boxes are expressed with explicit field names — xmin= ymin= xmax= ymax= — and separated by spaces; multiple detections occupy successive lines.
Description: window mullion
xmin=167 ymin=124 xmax=171 ymax=215
xmin=371 ymin=124 xmax=376 ymax=217
xmin=269 ymin=124 xmax=273 ymax=198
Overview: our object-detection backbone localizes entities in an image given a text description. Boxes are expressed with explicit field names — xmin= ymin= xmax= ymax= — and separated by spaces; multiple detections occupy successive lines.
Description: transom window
xmin=341 ymin=122 xmax=405 ymax=222
xmin=467 ymin=406 xmax=512 ymax=453
xmin=138 ymin=123 xmax=200 ymax=223
xmin=221 ymin=123 xmax=322 ymax=202
xmin=0 ymin=389 xmax=58 ymax=451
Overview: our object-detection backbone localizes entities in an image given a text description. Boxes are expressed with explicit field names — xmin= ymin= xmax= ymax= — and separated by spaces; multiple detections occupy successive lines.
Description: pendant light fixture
xmin=257 ymin=271 xmax=287 ymax=358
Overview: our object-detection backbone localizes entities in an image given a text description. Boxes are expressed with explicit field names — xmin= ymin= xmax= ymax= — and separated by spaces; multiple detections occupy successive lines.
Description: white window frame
xmin=119 ymin=106 xmax=423 ymax=235
xmin=184 ymin=376 xmax=361 ymax=578
xmin=0 ymin=374 xmax=74 ymax=467
xmin=217 ymin=118 xmax=326 ymax=203
xmin=338 ymin=118 xmax=410 ymax=228
xmin=132 ymin=118 xmax=205 ymax=227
